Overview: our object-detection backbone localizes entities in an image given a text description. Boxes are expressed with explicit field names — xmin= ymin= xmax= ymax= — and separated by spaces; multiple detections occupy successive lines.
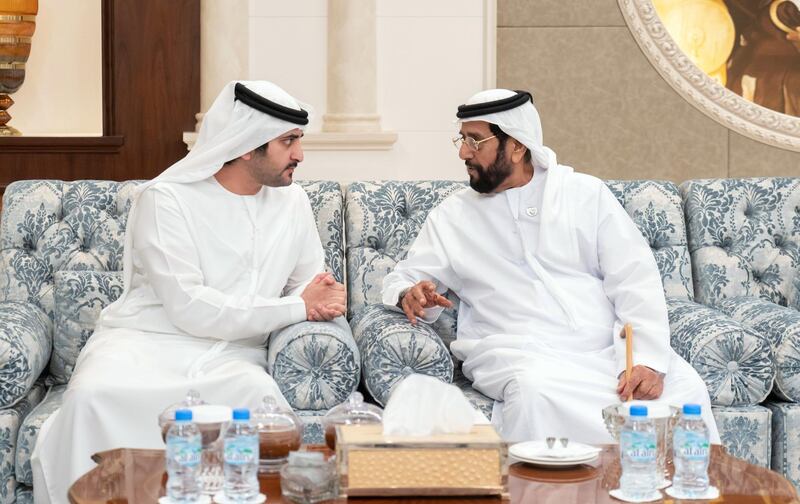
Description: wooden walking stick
xmin=623 ymin=323 xmax=634 ymax=402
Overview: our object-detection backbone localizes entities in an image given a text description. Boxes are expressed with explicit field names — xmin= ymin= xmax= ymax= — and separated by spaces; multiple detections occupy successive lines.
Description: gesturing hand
xmin=399 ymin=280 xmax=453 ymax=325
xmin=301 ymin=272 xmax=346 ymax=321
xmin=617 ymin=365 xmax=664 ymax=401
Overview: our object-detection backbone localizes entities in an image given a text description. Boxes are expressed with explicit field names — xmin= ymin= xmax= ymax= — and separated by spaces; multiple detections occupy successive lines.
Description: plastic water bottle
xmin=165 ymin=409 xmax=202 ymax=503
xmin=619 ymin=405 xmax=659 ymax=499
xmin=672 ymin=403 xmax=710 ymax=497
xmin=223 ymin=408 xmax=260 ymax=501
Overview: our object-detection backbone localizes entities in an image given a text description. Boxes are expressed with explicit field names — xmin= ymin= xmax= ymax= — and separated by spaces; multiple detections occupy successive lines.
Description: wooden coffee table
xmin=68 ymin=444 xmax=799 ymax=503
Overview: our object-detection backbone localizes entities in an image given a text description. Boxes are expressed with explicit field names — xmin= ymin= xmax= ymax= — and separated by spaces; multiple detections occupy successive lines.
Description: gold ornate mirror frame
xmin=618 ymin=0 xmax=800 ymax=152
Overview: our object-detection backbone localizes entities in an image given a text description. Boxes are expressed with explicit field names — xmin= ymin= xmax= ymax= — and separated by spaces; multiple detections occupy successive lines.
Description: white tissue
xmin=382 ymin=374 xmax=477 ymax=436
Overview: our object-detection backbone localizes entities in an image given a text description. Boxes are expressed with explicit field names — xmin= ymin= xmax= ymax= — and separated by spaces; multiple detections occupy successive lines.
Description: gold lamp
xmin=0 ymin=0 xmax=37 ymax=136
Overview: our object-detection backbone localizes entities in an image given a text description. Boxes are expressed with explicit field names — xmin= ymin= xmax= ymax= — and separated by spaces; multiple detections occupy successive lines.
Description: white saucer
xmin=212 ymin=492 xmax=266 ymax=504
xmin=159 ymin=496 xmax=211 ymax=504
xmin=510 ymin=440 xmax=602 ymax=466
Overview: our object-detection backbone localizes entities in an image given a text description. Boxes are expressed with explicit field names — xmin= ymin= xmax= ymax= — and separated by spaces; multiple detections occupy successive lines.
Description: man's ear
xmin=240 ymin=151 xmax=253 ymax=161
xmin=510 ymin=142 xmax=527 ymax=163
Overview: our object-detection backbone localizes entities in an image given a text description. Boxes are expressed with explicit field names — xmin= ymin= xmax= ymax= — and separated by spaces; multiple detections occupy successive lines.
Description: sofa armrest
xmin=667 ymin=297 xmax=775 ymax=406
xmin=267 ymin=317 xmax=360 ymax=411
xmin=714 ymin=296 xmax=800 ymax=402
xmin=350 ymin=304 xmax=454 ymax=406
xmin=0 ymin=301 xmax=52 ymax=408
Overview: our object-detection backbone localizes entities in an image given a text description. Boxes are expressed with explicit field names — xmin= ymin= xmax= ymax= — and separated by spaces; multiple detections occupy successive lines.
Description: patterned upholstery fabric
xmin=605 ymin=180 xmax=694 ymax=299
xmin=716 ymin=297 xmax=800 ymax=402
xmin=296 ymin=181 xmax=345 ymax=284
xmin=766 ymin=401 xmax=800 ymax=492
xmin=712 ymin=404 xmax=772 ymax=468
xmin=295 ymin=410 xmax=326 ymax=445
xmin=344 ymin=181 xmax=466 ymax=317
xmin=350 ymin=304 xmax=453 ymax=406
xmin=14 ymin=385 xmax=65 ymax=487
xmin=13 ymin=487 xmax=30 ymax=504
xmin=267 ymin=318 xmax=360 ymax=410
xmin=0 ymin=382 xmax=45 ymax=504
xmin=681 ymin=178 xmax=800 ymax=310
xmin=50 ymin=271 xmax=123 ymax=384
xmin=667 ymin=297 xmax=775 ymax=406
xmin=0 ymin=302 xmax=51 ymax=409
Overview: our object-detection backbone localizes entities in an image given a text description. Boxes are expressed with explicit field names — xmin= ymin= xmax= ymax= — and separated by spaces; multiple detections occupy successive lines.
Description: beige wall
xmin=11 ymin=0 xmax=103 ymax=136
xmin=497 ymin=0 xmax=800 ymax=182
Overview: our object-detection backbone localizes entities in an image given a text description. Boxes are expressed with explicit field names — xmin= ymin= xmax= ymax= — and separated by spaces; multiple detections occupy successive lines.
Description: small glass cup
xmin=252 ymin=395 xmax=303 ymax=473
xmin=190 ymin=404 xmax=232 ymax=495
xmin=321 ymin=392 xmax=383 ymax=451
xmin=158 ymin=389 xmax=206 ymax=442
xmin=280 ymin=451 xmax=337 ymax=503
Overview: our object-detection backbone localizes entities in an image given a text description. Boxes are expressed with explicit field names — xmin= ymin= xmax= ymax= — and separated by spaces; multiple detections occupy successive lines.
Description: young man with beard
xmin=381 ymin=89 xmax=719 ymax=444
xmin=32 ymin=81 xmax=346 ymax=504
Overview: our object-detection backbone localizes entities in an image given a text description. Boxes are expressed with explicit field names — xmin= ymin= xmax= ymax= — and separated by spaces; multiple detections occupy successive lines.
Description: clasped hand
xmin=301 ymin=272 xmax=346 ymax=321
xmin=399 ymin=280 xmax=453 ymax=325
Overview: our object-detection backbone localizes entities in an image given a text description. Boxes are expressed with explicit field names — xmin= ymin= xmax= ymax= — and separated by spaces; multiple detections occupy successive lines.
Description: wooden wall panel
xmin=0 ymin=0 xmax=200 ymax=189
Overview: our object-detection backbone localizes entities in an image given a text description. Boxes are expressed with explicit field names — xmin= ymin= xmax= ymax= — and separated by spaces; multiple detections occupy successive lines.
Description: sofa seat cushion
xmin=0 ymin=302 xmax=52 ymax=408
xmin=50 ymin=271 xmax=123 ymax=384
xmin=15 ymin=385 xmax=66 ymax=487
xmin=716 ymin=296 xmax=800 ymax=402
xmin=766 ymin=401 xmax=800 ymax=492
xmin=668 ymin=297 xmax=775 ymax=405
xmin=0 ymin=382 xmax=45 ymax=504
xmin=712 ymin=404 xmax=772 ymax=468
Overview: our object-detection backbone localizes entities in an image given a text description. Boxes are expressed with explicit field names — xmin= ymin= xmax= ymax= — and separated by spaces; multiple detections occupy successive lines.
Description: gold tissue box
xmin=335 ymin=423 xmax=508 ymax=497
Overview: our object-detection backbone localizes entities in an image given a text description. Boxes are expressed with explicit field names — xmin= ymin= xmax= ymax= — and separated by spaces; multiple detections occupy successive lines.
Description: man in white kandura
xmin=32 ymin=81 xmax=346 ymax=503
xmin=382 ymin=89 xmax=720 ymax=444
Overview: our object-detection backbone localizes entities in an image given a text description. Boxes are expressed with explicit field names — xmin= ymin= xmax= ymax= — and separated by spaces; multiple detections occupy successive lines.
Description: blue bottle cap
xmin=233 ymin=408 xmax=250 ymax=421
xmin=629 ymin=405 xmax=648 ymax=417
xmin=175 ymin=409 xmax=192 ymax=421
xmin=683 ymin=404 xmax=702 ymax=415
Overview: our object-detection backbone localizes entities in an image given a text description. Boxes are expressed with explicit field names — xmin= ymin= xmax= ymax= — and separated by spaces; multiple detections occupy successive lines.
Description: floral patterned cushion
xmin=667 ymin=297 xmax=775 ymax=406
xmin=0 ymin=302 xmax=52 ymax=408
xmin=0 ymin=382 xmax=45 ymax=504
xmin=350 ymin=304 xmax=454 ymax=406
xmin=344 ymin=181 xmax=466 ymax=318
xmin=712 ymin=404 xmax=772 ymax=468
xmin=766 ymin=401 xmax=800 ymax=491
xmin=14 ymin=385 xmax=65 ymax=487
xmin=452 ymin=365 xmax=493 ymax=420
xmin=50 ymin=271 xmax=123 ymax=384
xmin=267 ymin=318 xmax=360 ymax=411
xmin=605 ymin=180 xmax=694 ymax=299
xmin=681 ymin=178 xmax=800 ymax=310
xmin=716 ymin=297 xmax=800 ymax=402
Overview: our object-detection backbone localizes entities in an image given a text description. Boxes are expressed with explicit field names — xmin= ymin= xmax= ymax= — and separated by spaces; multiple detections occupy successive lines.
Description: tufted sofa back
xmin=681 ymin=178 xmax=800 ymax=310
xmin=0 ymin=179 xmax=346 ymax=326
xmin=605 ymin=180 xmax=694 ymax=300
xmin=345 ymin=179 xmax=693 ymax=324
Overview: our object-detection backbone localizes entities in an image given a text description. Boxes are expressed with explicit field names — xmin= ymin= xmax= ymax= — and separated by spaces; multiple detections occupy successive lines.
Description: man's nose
xmin=458 ymin=143 xmax=472 ymax=161
xmin=293 ymin=142 xmax=304 ymax=163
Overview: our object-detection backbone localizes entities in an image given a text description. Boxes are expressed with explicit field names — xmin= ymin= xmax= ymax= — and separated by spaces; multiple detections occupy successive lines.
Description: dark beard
xmin=466 ymin=144 xmax=513 ymax=194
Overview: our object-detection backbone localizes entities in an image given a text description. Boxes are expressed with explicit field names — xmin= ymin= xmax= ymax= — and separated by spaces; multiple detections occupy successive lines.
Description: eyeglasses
xmin=452 ymin=134 xmax=497 ymax=151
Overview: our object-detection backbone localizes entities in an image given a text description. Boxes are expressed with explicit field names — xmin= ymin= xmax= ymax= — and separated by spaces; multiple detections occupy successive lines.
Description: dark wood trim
xmin=0 ymin=136 xmax=124 ymax=153
xmin=101 ymin=0 xmax=115 ymax=135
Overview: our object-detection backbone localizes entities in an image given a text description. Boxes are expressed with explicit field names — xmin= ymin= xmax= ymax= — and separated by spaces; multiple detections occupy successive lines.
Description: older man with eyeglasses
xmin=381 ymin=89 xmax=720 ymax=445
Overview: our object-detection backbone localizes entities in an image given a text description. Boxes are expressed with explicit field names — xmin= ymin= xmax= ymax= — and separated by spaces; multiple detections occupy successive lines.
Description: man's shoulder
xmin=428 ymin=186 xmax=480 ymax=218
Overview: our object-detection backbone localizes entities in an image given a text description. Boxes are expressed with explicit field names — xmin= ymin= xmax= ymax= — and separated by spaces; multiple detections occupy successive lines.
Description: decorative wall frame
xmin=618 ymin=0 xmax=800 ymax=152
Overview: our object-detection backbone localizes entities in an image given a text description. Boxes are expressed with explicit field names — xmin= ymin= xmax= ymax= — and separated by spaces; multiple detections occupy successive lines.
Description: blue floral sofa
xmin=0 ymin=180 xmax=359 ymax=504
xmin=346 ymin=179 xmax=798 ymax=487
